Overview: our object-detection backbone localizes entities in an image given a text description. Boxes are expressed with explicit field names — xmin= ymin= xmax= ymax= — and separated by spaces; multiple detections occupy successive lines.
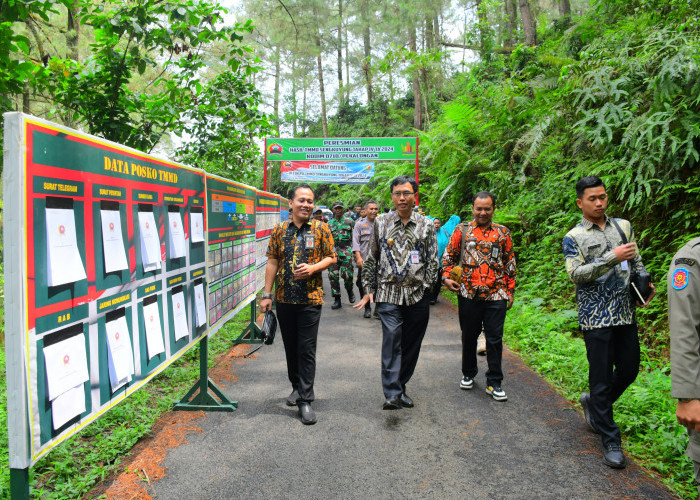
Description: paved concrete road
xmin=151 ymin=274 xmax=675 ymax=499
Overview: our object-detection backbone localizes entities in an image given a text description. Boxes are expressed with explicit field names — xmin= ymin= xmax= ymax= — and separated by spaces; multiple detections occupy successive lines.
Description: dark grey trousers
xmin=376 ymin=293 xmax=430 ymax=398
xmin=276 ymin=303 xmax=322 ymax=403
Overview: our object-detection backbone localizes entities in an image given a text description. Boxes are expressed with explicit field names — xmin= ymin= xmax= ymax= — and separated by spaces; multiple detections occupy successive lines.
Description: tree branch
xmin=439 ymin=39 xmax=514 ymax=54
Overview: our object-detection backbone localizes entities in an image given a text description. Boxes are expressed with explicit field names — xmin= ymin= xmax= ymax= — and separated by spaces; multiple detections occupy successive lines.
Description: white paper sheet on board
xmin=100 ymin=209 xmax=129 ymax=273
xmin=138 ymin=211 xmax=161 ymax=269
xmin=51 ymin=384 xmax=86 ymax=430
xmin=43 ymin=334 xmax=90 ymax=401
xmin=105 ymin=315 xmax=135 ymax=384
xmin=194 ymin=283 xmax=206 ymax=327
xmin=168 ymin=211 xmax=186 ymax=258
xmin=171 ymin=291 xmax=189 ymax=341
xmin=142 ymin=301 xmax=165 ymax=359
xmin=190 ymin=212 xmax=204 ymax=243
xmin=45 ymin=207 xmax=87 ymax=286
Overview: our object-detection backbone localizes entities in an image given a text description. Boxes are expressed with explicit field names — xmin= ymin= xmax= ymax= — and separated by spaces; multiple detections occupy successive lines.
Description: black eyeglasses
xmin=391 ymin=191 xmax=414 ymax=198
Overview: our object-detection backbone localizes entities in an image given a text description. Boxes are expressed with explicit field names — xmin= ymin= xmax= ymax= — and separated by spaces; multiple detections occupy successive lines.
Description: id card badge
xmin=490 ymin=245 xmax=500 ymax=260
xmin=410 ymin=250 xmax=420 ymax=264
xmin=620 ymin=260 xmax=629 ymax=271
xmin=304 ymin=234 xmax=315 ymax=249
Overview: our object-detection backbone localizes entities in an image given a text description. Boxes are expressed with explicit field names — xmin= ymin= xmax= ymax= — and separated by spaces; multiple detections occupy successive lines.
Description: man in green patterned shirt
xmin=355 ymin=176 xmax=438 ymax=410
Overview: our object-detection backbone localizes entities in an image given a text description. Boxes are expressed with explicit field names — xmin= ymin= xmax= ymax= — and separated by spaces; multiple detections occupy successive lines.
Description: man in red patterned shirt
xmin=442 ymin=191 xmax=516 ymax=401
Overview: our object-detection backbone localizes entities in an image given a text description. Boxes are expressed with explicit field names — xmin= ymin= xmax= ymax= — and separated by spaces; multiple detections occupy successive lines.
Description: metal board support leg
xmin=238 ymin=300 xmax=262 ymax=344
xmin=10 ymin=468 xmax=29 ymax=500
xmin=174 ymin=336 xmax=237 ymax=412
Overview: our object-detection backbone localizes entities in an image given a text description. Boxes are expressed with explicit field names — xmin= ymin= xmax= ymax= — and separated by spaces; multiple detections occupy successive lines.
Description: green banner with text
xmin=266 ymin=137 xmax=417 ymax=161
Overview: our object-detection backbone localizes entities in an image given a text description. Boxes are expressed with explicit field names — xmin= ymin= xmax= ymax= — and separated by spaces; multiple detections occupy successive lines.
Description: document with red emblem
xmin=142 ymin=301 xmax=165 ymax=359
xmin=43 ymin=333 xmax=89 ymax=401
xmin=171 ymin=291 xmax=189 ymax=340
xmin=194 ymin=283 xmax=206 ymax=327
xmin=45 ymin=207 xmax=87 ymax=286
xmin=168 ymin=211 xmax=186 ymax=258
xmin=190 ymin=212 xmax=204 ymax=243
xmin=105 ymin=315 xmax=134 ymax=389
xmin=100 ymin=209 xmax=128 ymax=273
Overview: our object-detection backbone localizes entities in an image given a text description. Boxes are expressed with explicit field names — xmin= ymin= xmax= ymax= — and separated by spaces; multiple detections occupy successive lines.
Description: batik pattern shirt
xmin=562 ymin=216 xmax=647 ymax=330
xmin=266 ymin=219 xmax=336 ymax=304
xmin=352 ymin=216 xmax=375 ymax=259
xmin=442 ymin=221 xmax=516 ymax=301
xmin=361 ymin=211 xmax=438 ymax=305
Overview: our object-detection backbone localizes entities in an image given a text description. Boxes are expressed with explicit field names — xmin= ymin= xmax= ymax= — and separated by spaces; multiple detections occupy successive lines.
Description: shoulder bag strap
xmin=609 ymin=217 xmax=627 ymax=244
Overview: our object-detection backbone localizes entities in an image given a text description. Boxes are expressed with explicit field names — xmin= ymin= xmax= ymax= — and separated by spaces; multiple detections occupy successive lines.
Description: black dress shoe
xmin=400 ymin=393 xmax=414 ymax=408
xmin=580 ymin=392 xmax=599 ymax=433
xmin=348 ymin=291 xmax=356 ymax=303
xmin=298 ymin=402 xmax=317 ymax=425
xmin=383 ymin=396 xmax=401 ymax=410
xmin=331 ymin=296 xmax=342 ymax=309
xmin=603 ymin=444 xmax=626 ymax=469
xmin=286 ymin=389 xmax=299 ymax=406
xmin=363 ymin=305 xmax=371 ymax=318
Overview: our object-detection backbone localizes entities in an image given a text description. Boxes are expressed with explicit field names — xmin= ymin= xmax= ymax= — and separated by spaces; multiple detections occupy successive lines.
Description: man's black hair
xmin=575 ymin=176 xmax=605 ymax=198
xmin=389 ymin=175 xmax=418 ymax=194
xmin=313 ymin=208 xmax=322 ymax=213
xmin=290 ymin=184 xmax=314 ymax=199
xmin=363 ymin=200 xmax=378 ymax=209
xmin=472 ymin=191 xmax=496 ymax=207
xmin=383 ymin=207 xmax=390 ymax=213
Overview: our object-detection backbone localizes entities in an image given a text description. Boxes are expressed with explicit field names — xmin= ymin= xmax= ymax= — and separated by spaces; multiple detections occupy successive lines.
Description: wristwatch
xmin=261 ymin=292 xmax=273 ymax=300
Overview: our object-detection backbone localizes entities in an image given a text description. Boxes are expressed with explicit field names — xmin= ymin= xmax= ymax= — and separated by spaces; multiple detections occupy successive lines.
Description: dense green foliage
xmin=0 ymin=0 xmax=270 ymax=182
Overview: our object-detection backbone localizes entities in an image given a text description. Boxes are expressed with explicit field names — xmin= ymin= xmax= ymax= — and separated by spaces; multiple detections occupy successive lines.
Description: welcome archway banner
xmin=280 ymin=161 xmax=375 ymax=184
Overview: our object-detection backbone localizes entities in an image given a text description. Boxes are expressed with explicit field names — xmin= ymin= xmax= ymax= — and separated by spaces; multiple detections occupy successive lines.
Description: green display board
xmin=3 ymin=113 xmax=208 ymax=468
xmin=205 ymin=174 xmax=257 ymax=336
xmin=255 ymin=191 xmax=282 ymax=291
xmin=265 ymin=137 xmax=418 ymax=161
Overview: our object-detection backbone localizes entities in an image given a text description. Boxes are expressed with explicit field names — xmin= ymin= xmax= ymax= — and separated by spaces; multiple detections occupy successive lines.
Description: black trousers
xmin=583 ymin=324 xmax=640 ymax=447
xmin=275 ymin=303 xmax=322 ymax=403
xmin=356 ymin=266 xmax=366 ymax=301
xmin=376 ymin=293 xmax=430 ymax=398
xmin=458 ymin=297 xmax=507 ymax=385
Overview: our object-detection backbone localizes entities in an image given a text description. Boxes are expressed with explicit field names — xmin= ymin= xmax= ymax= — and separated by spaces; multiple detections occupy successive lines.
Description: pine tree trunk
xmin=504 ymin=0 xmax=517 ymax=47
xmin=558 ymin=0 xmax=571 ymax=16
xmin=475 ymin=0 xmax=490 ymax=58
xmin=315 ymin=34 xmax=328 ymax=137
xmin=409 ymin=25 xmax=422 ymax=130
xmin=291 ymin=58 xmax=297 ymax=137
xmin=67 ymin=2 xmax=80 ymax=61
xmin=519 ymin=0 xmax=537 ymax=46
xmin=337 ymin=0 xmax=344 ymax=105
xmin=361 ymin=0 xmax=373 ymax=103
xmin=302 ymin=79 xmax=307 ymax=136
xmin=273 ymin=46 xmax=280 ymax=135
xmin=344 ymin=23 xmax=350 ymax=99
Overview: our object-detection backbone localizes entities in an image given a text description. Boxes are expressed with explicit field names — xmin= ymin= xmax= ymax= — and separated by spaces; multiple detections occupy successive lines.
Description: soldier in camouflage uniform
xmin=328 ymin=200 xmax=355 ymax=309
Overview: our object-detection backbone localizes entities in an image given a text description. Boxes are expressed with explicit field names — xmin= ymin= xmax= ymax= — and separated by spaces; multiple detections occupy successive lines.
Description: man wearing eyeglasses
xmin=354 ymin=176 xmax=438 ymax=410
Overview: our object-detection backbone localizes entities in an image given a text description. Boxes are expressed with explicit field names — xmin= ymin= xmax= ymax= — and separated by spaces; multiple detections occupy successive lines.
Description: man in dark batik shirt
xmin=355 ymin=176 xmax=438 ymax=411
xmin=261 ymin=184 xmax=336 ymax=425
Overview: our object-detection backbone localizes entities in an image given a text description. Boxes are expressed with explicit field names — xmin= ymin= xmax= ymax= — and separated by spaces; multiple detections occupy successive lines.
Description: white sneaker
xmin=485 ymin=384 xmax=507 ymax=401
xmin=459 ymin=376 xmax=474 ymax=390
